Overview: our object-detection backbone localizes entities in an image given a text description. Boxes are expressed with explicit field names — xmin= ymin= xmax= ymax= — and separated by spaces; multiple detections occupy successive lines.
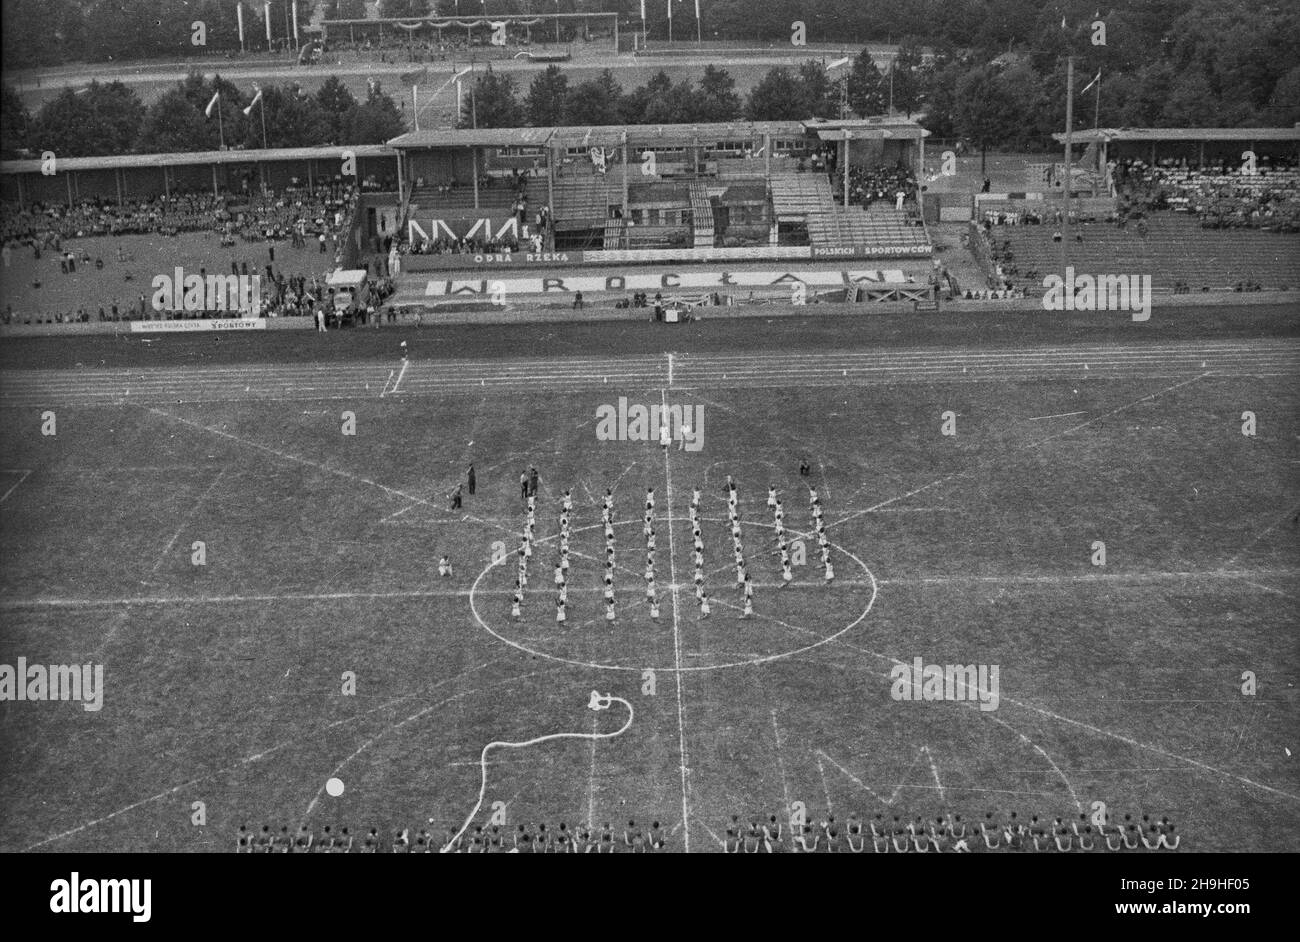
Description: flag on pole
xmin=695 ymin=0 xmax=701 ymax=20
xmin=236 ymin=3 xmax=245 ymax=45
xmin=640 ymin=0 xmax=646 ymax=21
xmin=1080 ymin=70 xmax=1101 ymax=94
xmin=667 ymin=0 xmax=672 ymax=21
xmin=204 ymin=91 xmax=220 ymax=117
xmin=243 ymin=88 xmax=263 ymax=116
xmin=265 ymin=2 xmax=272 ymax=43
xmin=1061 ymin=15 xmax=1067 ymax=28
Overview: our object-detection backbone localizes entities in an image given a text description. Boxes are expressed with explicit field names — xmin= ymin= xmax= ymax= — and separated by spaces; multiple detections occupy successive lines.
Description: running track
xmin=2 ymin=338 xmax=1296 ymax=407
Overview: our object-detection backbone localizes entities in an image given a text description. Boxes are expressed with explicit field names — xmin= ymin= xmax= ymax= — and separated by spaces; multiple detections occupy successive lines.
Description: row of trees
xmin=460 ymin=52 xmax=910 ymax=129
xmin=0 ymin=74 xmax=405 ymax=159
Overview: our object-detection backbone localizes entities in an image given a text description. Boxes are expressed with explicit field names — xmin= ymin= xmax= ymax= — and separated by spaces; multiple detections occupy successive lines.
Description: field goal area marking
xmin=0 ymin=469 xmax=33 ymax=504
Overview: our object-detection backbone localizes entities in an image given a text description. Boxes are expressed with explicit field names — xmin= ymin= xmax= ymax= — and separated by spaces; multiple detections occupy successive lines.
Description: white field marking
xmin=466 ymin=518 xmax=877 ymax=673
xmin=9 ymin=567 xmax=1293 ymax=614
xmin=150 ymin=469 xmax=227 ymax=574
xmin=667 ymin=352 xmax=674 ymax=386
xmin=877 ymin=568 xmax=1300 ymax=588
xmin=764 ymin=619 xmax=1078 ymax=812
xmin=379 ymin=369 xmax=395 ymax=397
xmin=813 ymin=619 xmax=1299 ymax=807
xmin=142 ymin=405 xmax=517 ymax=540
xmin=390 ymin=357 xmax=410 ymax=395
xmin=1028 ymin=411 xmax=1088 ymax=421
xmin=0 ymin=469 xmax=32 ymax=504
xmin=86 ymin=609 xmax=130 ymax=660
xmin=302 ymin=666 xmax=558 ymax=821
xmin=826 ymin=372 xmax=1212 ymax=531
xmin=816 ymin=751 xmax=833 ymax=815
xmin=440 ymin=695 xmax=634 ymax=852
xmin=661 ymin=388 xmax=692 ymax=853
xmin=816 ymin=749 xmax=929 ymax=806
xmin=586 ymin=713 xmax=600 ymax=833
xmin=1219 ymin=498 xmax=1300 ymax=571
xmin=922 ymin=745 xmax=946 ymax=803
xmin=23 ymin=657 xmax=505 ymax=852
xmin=771 ymin=709 xmax=792 ymax=815
xmin=1241 ymin=580 xmax=1299 ymax=601
xmin=869 ymin=507 xmax=952 ymax=513
xmin=698 ymin=821 xmax=728 ymax=849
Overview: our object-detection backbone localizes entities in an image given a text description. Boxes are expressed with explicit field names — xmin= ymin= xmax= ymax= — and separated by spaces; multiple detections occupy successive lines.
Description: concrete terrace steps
xmin=992 ymin=214 xmax=1299 ymax=291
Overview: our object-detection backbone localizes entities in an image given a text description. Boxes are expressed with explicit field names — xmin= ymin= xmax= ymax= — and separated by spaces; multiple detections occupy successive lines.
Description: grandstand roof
xmin=390 ymin=121 xmax=874 ymax=151
xmin=805 ymin=117 xmax=930 ymax=141
xmin=1053 ymin=127 xmax=1300 ymax=144
xmin=0 ymin=145 xmax=393 ymax=176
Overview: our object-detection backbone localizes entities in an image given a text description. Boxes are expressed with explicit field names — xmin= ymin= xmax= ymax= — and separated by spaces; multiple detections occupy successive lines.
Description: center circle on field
xmin=469 ymin=516 xmax=877 ymax=673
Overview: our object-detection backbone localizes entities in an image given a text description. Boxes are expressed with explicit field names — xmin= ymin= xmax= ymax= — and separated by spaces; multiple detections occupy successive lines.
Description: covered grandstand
xmin=388 ymin=117 xmax=932 ymax=261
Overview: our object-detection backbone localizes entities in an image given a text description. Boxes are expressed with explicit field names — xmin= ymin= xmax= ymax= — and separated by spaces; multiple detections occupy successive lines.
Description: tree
xmin=32 ymin=81 xmax=145 ymax=158
xmin=0 ymin=85 xmax=31 ymax=158
xmin=890 ymin=37 xmax=925 ymax=116
xmin=328 ymin=0 xmax=369 ymax=17
xmin=847 ymin=49 xmax=886 ymax=117
xmin=525 ymin=65 xmax=569 ymax=127
xmin=620 ymin=70 xmax=673 ymax=124
xmin=345 ymin=84 xmax=408 ymax=142
xmin=461 ymin=70 xmax=522 ymax=128
xmin=1262 ymin=65 xmax=1300 ymax=127
xmin=137 ymin=89 xmax=210 ymax=153
xmin=643 ymin=80 xmax=704 ymax=124
xmin=378 ymin=0 xmax=431 ymax=18
xmin=566 ymin=70 xmax=624 ymax=126
xmin=696 ymin=65 xmax=741 ymax=122
xmin=317 ymin=76 xmax=359 ymax=143
xmin=797 ymin=60 xmax=841 ymax=119
xmin=745 ymin=68 xmax=807 ymax=121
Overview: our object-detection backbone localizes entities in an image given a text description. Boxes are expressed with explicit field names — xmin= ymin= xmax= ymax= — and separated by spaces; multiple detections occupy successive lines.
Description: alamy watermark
xmin=151 ymin=267 xmax=261 ymax=315
xmin=50 ymin=873 xmax=150 ymax=922
xmin=0 ymin=658 xmax=104 ymax=711
xmin=890 ymin=657 xmax=1000 ymax=711
xmin=1042 ymin=267 xmax=1152 ymax=321
xmin=595 ymin=396 xmax=704 ymax=452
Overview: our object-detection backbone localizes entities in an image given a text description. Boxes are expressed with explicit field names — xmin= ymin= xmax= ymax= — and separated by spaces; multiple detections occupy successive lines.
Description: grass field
xmin=0 ymin=311 xmax=1297 ymax=852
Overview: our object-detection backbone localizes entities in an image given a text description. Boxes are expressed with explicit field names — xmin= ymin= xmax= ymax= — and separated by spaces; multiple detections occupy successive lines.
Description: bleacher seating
xmin=985 ymin=213 xmax=1300 ymax=293
xmin=689 ymin=180 xmax=714 ymax=248
xmin=770 ymin=172 xmax=836 ymax=221
xmin=807 ymin=206 xmax=927 ymax=248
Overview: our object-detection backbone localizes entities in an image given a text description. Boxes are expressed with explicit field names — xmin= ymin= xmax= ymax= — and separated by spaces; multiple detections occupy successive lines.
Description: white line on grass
xmin=772 ymin=709 xmax=792 ymax=816
xmin=149 ymin=469 xmax=227 ymax=574
xmin=826 ymin=373 xmax=1212 ymax=531
xmin=0 ymin=469 xmax=32 ymax=504
xmin=661 ymin=387 xmax=692 ymax=852
xmin=1218 ymin=498 xmax=1300 ymax=571
xmin=440 ymin=695 xmax=634 ymax=852
xmin=21 ymin=658 xmax=507 ymax=852
xmin=922 ymin=745 xmax=946 ymax=803
xmin=1028 ymin=411 xmax=1088 ymax=421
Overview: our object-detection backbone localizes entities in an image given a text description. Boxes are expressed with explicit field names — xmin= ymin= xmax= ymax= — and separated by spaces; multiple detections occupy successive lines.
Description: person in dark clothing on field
xmin=520 ymin=471 xmax=529 ymax=503
xmin=799 ymin=459 xmax=811 ymax=477
xmin=467 ymin=464 xmax=476 ymax=495
xmin=451 ymin=484 xmax=463 ymax=510
xmin=528 ymin=466 xmax=539 ymax=497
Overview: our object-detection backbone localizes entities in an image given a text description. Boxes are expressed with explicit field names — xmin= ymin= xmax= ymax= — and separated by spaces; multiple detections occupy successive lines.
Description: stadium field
xmin=0 ymin=309 xmax=1296 ymax=853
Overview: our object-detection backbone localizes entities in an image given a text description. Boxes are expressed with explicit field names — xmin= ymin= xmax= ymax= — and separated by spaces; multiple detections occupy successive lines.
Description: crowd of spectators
xmin=1113 ymin=155 xmax=1300 ymax=232
xmin=0 ymin=181 xmax=359 ymax=247
xmin=830 ymin=162 xmax=919 ymax=211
